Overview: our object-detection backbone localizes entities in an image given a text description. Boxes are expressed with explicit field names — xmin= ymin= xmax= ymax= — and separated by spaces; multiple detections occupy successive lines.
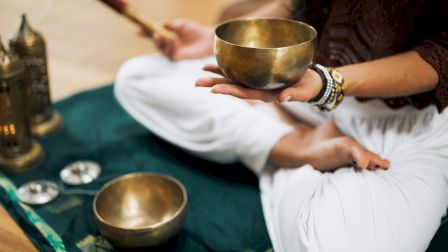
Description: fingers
xmin=200 ymin=65 xmax=318 ymax=103
xmin=138 ymin=28 xmax=158 ymax=38
xmin=137 ymin=29 xmax=147 ymax=38
xmin=195 ymin=77 xmax=231 ymax=87
xmin=210 ymin=84 xmax=279 ymax=102
xmin=153 ymin=19 xmax=187 ymax=60
xmin=163 ymin=18 xmax=187 ymax=33
xmin=164 ymin=37 xmax=176 ymax=59
xmin=197 ymin=81 xmax=277 ymax=102
xmin=349 ymin=143 xmax=390 ymax=171
xmin=366 ymin=153 xmax=390 ymax=170
xmin=197 ymin=66 xmax=279 ymax=101
xmin=202 ymin=64 xmax=225 ymax=76
xmin=153 ymin=33 xmax=177 ymax=60
xmin=245 ymin=100 xmax=265 ymax=106
xmin=333 ymin=136 xmax=390 ymax=171
xmin=153 ymin=33 xmax=163 ymax=48
xmin=278 ymin=85 xmax=316 ymax=103
xmin=199 ymin=64 xmax=317 ymax=103
xmin=350 ymin=146 xmax=370 ymax=170
xmin=277 ymin=69 xmax=323 ymax=102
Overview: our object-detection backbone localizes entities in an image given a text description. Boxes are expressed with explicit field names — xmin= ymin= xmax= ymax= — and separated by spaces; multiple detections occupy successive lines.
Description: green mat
xmin=1 ymin=85 xmax=447 ymax=251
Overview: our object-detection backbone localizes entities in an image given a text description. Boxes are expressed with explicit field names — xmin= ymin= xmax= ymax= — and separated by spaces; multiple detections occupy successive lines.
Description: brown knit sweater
xmin=290 ymin=0 xmax=448 ymax=111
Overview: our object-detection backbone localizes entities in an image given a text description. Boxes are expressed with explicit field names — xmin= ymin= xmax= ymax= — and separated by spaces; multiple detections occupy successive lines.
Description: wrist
xmin=308 ymin=65 xmax=326 ymax=103
xmin=308 ymin=63 xmax=333 ymax=105
xmin=308 ymin=63 xmax=347 ymax=111
xmin=336 ymin=67 xmax=353 ymax=96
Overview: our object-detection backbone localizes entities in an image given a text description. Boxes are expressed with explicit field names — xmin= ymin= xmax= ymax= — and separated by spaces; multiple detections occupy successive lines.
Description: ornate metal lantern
xmin=0 ymin=37 xmax=44 ymax=173
xmin=9 ymin=14 xmax=62 ymax=137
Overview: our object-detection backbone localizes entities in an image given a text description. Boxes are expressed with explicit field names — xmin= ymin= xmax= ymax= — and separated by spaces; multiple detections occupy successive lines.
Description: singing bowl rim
xmin=214 ymin=17 xmax=317 ymax=50
xmin=93 ymin=172 xmax=188 ymax=232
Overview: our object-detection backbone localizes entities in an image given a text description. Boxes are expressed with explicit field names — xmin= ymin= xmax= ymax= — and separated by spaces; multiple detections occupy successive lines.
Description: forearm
xmin=338 ymin=51 xmax=439 ymax=97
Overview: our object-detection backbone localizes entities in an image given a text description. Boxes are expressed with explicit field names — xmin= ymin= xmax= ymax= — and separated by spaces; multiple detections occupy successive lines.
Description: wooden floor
xmin=0 ymin=0 xmax=238 ymax=100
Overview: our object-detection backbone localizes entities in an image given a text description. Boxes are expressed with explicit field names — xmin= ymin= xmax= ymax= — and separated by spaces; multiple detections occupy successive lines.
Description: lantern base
xmin=32 ymin=111 xmax=63 ymax=137
xmin=0 ymin=140 xmax=44 ymax=173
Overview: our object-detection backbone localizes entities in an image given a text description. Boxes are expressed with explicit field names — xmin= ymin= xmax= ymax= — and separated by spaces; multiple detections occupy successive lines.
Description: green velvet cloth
xmin=1 ymin=85 xmax=447 ymax=251
xmin=4 ymin=85 xmax=270 ymax=252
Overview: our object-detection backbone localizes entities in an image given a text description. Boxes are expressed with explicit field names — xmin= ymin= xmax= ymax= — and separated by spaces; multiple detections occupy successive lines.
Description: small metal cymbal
xmin=60 ymin=161 xmax=101 ymax=185
xmin=17 ymin=180 xmax=59 ymax=205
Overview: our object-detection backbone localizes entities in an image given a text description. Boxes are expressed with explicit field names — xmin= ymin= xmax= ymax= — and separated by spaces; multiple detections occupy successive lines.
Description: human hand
xmin=150 ymin=19 xmax=214 ymax=61
xmin=269 ymin=122 xmax=390 ymax=171
xmin=196 ymin=64 xmax=323 ymax=103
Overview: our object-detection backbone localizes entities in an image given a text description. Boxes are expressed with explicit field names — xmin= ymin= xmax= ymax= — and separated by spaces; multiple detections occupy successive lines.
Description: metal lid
xmin=0 ymin=36 xmax=25 ymax=78
xmin=17 ymin=180 xmax=59 ymax=205
xmin=60 ymin=161 xmax=101 ymax=185
xmin=9 ymin=14 xmax=44 ymax=48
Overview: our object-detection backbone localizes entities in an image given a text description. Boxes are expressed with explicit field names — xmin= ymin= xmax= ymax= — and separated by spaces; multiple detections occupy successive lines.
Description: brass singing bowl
xmin=93 ymin=173 xmax=187 ymax=248
xmin=214 ymin=18 xmax=317 ymax=90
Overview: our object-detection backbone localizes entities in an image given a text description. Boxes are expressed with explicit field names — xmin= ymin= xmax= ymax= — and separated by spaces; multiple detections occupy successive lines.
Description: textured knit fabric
xmin=290 ymin=0 xmax=448 ymax=111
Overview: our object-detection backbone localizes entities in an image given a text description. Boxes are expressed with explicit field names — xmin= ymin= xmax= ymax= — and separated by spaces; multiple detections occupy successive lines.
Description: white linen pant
xmin=114 ymin=55 xmax=448 ymax=252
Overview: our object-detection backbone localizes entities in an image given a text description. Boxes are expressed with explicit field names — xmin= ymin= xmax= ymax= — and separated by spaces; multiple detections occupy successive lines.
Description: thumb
xmin=278 ymin=87 xmax=310 ymax=103
xmin=163 ymin=18 xmax=186 ymax=33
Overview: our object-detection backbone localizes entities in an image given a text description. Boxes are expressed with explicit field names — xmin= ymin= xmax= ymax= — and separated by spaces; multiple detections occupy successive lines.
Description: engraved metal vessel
xmin=9 ymin=14 xmax=62 ymax=137
xmin=93 ymin=173 xmax=188 ymax=248
xmin=0 ymin=37 xmax=44 ymax=173
xmin=214 ymin=18 xmax=317 ymax=89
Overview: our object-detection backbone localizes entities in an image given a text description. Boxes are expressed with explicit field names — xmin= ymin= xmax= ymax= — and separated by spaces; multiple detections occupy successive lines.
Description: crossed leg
xmin=261 ymin=145 xmax=448 ymax=252
xmin=114 ymin=55 xmax=447 ymax=251
xmin=115 ymin=56 xmax=386 ymax=172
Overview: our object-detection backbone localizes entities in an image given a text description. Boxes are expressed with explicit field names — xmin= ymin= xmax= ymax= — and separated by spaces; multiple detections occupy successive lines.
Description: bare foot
xmin=268 ymin=122 xmax=390 ymax=171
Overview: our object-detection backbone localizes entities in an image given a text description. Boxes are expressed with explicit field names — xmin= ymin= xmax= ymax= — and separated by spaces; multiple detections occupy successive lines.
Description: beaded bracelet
xmin=308 ymin=63 xmax=347 ymax=111
xmin=308 ymin=64 xmax=327 ymax=103
xmin=325 ymin=67 xmax=348 ymax=111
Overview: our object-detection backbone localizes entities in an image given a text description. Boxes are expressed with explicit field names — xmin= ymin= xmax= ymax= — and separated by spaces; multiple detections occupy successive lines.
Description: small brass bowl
xmin=214 ymin=18 xmax=317 ymax=90
xmin=93 ymin=173 xmax=187 ymax=248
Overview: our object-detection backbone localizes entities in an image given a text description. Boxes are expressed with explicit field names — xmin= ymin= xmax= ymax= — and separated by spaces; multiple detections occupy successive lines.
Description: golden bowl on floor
xmin=214 ymin=18 xmax=317 ymax=90
xmin=93 ymin=173 xmax=187 ymax=248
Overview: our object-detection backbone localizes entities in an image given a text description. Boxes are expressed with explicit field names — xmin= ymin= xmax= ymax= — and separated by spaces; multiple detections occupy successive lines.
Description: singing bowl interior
xmin=215 ymin=18 xmax=316 ymax=89
xmin=93 ymin=173 xmax=187 ymax=247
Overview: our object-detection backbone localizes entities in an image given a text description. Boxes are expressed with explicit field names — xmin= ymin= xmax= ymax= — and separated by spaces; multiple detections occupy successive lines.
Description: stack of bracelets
xmin=308 ymin=63 xmax=348 ymax=111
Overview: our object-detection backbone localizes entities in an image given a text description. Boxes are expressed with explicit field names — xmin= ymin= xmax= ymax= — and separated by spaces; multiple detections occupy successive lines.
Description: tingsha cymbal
xmin=60 ymin=161 xmax=101 ymax=185
xmin=17 ymin=180 xmax=59 ymax=205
